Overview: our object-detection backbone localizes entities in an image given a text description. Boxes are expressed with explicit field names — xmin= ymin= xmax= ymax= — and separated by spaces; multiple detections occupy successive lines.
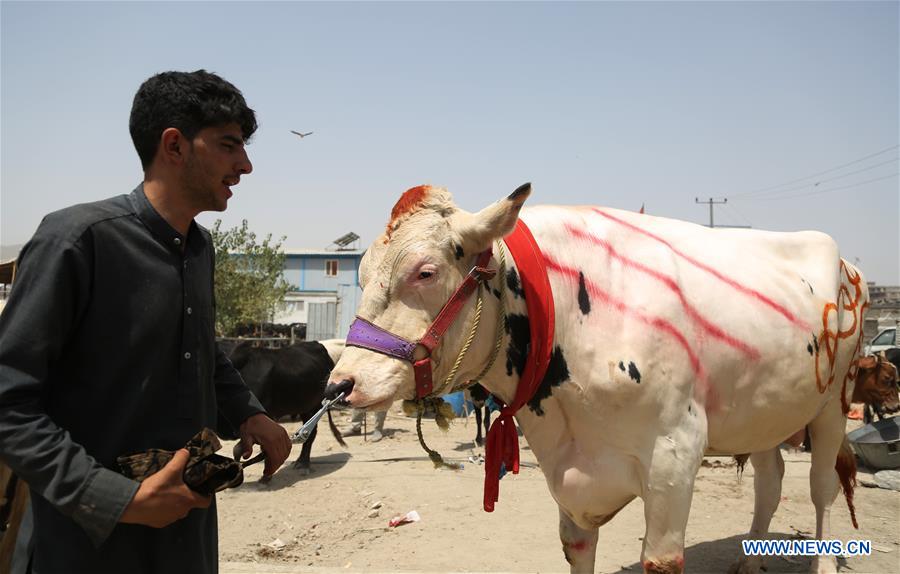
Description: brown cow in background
xmin=853 ymin=353 xmax=900 ymax=423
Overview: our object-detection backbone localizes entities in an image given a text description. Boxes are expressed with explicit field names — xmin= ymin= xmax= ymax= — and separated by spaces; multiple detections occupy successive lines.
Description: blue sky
xmin=2 ymin=1 xmax=897 ymax=284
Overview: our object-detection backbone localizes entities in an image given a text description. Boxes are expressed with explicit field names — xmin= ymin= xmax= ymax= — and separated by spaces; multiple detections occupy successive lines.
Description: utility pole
xmin=695 ymin=197 xmax=728 ymax=228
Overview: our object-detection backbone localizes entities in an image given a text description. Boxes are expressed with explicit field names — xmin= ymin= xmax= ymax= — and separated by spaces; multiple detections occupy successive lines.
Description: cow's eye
xmin=418 ymin=271 xmax=434 ymax=280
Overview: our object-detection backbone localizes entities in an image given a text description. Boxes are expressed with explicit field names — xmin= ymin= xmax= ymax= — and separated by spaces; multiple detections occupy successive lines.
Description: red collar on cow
xmin=483 ymin=219 xmax=555 ymax=512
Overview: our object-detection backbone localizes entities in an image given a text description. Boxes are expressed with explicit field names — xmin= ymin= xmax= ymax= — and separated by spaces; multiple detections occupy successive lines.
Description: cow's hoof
xmin=810 ymin=556 xmax=837 ymax=574
xmin=475 ymin=437 xmax=484 ymax=447
xmin=728 ymin=557 xmax=763 ymax=574
xmin=342 ymin=426 xmax=362 ymax=437
xmin=370 ymin=430 xmax=383 ymax=442
xmin=291 ymin=460 xmax=312 ymax=475
xmin=258 ymin=474 xmax=273 ymax=485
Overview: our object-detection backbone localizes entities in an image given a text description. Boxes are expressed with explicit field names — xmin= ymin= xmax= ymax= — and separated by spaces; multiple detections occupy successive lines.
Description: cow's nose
xmin=325 ymin=378 xmax=354 ymax=400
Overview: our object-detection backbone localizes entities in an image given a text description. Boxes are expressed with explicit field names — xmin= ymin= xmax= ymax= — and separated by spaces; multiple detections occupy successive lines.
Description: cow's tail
xmin=835 ymin=436 xmax=858 ymax=529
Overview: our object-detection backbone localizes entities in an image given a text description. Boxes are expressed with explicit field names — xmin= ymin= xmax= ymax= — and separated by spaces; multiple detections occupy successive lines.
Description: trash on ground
xmin=389 ymin=510 xmax=421 ymax=527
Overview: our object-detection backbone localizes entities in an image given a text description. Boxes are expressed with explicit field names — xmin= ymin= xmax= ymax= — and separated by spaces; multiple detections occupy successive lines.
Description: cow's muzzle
xmin=325 ymin=379 xmax=354 ymax=403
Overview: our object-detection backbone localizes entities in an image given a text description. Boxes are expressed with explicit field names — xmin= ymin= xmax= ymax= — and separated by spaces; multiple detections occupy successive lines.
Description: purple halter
xmin=346 ymin=249 xmax=495 ymax=398
xmin=345 ymin=317 xmax=417 ymax=362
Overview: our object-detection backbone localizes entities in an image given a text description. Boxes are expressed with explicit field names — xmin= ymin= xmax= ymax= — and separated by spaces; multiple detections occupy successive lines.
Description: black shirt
xmin=0 ymin=184 xmax=265 ymax=573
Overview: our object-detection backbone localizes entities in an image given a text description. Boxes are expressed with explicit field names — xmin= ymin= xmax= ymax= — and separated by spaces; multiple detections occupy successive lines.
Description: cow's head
xmin=851 ymin=355 xmax=900 ymax=414
xmin=328 ymin=184 xmax=530 ymax=409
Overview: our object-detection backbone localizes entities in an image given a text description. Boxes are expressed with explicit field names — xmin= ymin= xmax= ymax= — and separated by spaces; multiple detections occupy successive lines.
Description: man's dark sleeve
xmin=0 ymin=226 xmax=138 ymax=547
xmin=212 ymin=345 xmax=266 ymax=434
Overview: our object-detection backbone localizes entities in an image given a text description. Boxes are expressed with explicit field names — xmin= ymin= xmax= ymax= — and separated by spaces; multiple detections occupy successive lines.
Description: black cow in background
xmin=219 ymin=339 xmax=346 ymax=475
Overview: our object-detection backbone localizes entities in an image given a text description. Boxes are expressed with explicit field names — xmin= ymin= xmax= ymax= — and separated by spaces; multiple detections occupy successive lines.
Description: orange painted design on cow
xmin=384 ymin=185 xmax=432 ymax=242
xmin=814 ymin=261 xmax=867 ymax=403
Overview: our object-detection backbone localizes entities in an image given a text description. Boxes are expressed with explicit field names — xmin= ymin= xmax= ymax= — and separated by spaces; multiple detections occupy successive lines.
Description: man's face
xmin=181 ymin=123 xmax=253 ymax=212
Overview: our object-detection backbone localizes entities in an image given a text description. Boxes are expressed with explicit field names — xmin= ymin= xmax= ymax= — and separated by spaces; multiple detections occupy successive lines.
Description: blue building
xmin=274 ymin=248 xmax=365 ymax=340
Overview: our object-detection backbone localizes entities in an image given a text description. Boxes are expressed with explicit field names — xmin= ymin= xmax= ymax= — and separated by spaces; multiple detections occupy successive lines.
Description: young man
xmin=0 ymin=70 xmax=291 ymax=573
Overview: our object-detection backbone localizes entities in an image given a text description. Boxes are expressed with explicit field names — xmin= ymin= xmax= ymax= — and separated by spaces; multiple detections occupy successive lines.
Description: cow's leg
xmin=292 ymin=421 xmax=317 ymax=475
xmin=559 ymin=507 xmax=598 ymax=574
xmin=862 ymin=404 xmax=874 ymax=425
xmin=640 ymin=409 xmax=706 ymax=574
xmin=473 ymin=406 xmax=484 ymax=446
xmin=807 ymin=403 xmax=847 ymax=574
xmin=484 ymin=406 xmax=491 ymax=440
xmin=729 ymin=448 xmax=785 ymax=574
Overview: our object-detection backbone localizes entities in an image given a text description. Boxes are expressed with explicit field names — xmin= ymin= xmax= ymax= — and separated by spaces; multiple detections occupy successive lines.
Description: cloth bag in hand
xmin=117 ymin=428 xmax=251 ymax=495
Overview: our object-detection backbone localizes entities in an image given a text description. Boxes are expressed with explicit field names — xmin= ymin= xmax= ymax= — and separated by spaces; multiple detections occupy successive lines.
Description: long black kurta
xmin=0 ymin=185 xmax=266 ymax=573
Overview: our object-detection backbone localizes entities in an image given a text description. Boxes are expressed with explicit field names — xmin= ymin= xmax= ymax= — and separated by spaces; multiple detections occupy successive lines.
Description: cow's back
xmin=519 ymin=205 xmax=867 ymax=455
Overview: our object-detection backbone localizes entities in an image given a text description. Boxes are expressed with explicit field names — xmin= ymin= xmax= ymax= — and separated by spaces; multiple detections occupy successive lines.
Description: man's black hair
xmin=129 ymin=70 xmax=258 ymax=170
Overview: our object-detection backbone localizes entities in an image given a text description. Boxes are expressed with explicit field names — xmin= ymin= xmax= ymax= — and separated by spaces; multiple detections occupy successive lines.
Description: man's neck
xmin=143 ymin=180 xmax=197 ymax=237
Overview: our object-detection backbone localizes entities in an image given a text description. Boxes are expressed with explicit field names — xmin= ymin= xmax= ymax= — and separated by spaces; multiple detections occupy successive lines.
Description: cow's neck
xmin=440 ymin=243 xmax=531 ymax=408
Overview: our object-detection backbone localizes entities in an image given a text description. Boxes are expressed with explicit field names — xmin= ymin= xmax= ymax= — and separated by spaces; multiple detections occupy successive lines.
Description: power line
xmin=732 ymin=157 xmax=900 ymax=201
xmin=731 ymin=157 xmax=899 ymax=200
xmin=730 ymin=144 xmax=899 ymax=198
xmin=749 ymin=172 xmax=898 ymax=201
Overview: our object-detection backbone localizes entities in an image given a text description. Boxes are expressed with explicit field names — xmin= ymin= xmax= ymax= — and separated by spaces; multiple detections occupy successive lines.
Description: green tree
xmin=210 ymin=220 xmax=291 ymax=336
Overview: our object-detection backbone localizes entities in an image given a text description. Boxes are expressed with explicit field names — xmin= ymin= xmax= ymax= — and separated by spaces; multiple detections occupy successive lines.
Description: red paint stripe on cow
xmin=564 ymin=223 xmax=761 ymax=360
xmin=589 ymin=208 xmax=811 ymax=331
xmin=543 ymin=255 xmax=706 ymax=380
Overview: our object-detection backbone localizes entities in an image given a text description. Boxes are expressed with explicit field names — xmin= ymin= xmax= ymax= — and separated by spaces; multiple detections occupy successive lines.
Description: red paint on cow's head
xmin=384 ymin=185 xmax=433 ymax=242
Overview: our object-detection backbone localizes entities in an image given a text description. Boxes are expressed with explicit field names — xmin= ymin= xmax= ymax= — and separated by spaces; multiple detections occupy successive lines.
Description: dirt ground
xmin=218 ymin=408 xmax=900 ymax=574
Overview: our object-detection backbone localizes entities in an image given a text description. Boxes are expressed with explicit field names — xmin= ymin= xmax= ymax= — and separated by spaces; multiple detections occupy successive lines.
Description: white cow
xmin=329 ymin=184 xmax=867 ymax=574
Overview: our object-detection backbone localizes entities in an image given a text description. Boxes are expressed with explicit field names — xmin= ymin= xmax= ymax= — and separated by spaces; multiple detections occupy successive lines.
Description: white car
xmin=865 ymin=327 xmax=898 ymax=355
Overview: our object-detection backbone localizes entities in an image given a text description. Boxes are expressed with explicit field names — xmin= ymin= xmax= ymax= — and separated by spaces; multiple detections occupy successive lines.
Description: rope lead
xmin=402 ymin=398 xmax=462 ymax=471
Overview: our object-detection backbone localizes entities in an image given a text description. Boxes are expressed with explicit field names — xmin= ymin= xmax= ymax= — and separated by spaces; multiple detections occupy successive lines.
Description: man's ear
xmin=452 ymin=183 xmax=531 ymax=253
xmin=159 ymin=127 xmax=188 ymax=165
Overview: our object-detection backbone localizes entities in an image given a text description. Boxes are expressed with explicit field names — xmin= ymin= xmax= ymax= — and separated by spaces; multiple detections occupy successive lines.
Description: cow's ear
xmin=455 ymin=183 xmax=531 ymax=252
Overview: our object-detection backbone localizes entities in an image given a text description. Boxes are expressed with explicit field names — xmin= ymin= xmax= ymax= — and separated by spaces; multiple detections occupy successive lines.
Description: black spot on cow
xmin=528 ymin=346 xmax=570 ymax=416
xmin=454 ymin=244 xmax=465 ymax=260
xmin=505 ymin=314 xmax=530 ymax=377
xmin=811 ymin=334 xmax=820 ymax=354
xmin=577 ymin=271 xmax=591 ymax=315
xmin=807 ymin=343 xmax=814 ymax=355
xmin=618 ymin=361 xmax=626 ymax=372
xmin=507 ymin=268 xmax=526 ymax=300
xmin=627 ymin=361 xmax=641 ymax=384
xmin=491 ymin=287 xmax=502 ymax=300
xmin=688 ymin=404 xmax=692 ymax=414
xmin=508 ymin=182 xmax=531 ymax=201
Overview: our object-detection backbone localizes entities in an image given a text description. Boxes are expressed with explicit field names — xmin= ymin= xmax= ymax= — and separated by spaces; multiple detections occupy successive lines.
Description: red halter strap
xmin=413 ymin=249 xmax=495 ymax=398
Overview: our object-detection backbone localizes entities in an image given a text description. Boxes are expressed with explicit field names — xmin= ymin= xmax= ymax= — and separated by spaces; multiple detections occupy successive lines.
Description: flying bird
xmin=291 ymin=130 xmax=313 ymax=138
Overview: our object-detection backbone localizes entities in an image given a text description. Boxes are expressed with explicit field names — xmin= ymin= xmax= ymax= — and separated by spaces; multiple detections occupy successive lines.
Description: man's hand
xmin=236 ymin=413 xmax=291 ymax=477
xmin=119 ymin=449 xmax=210 ymax=528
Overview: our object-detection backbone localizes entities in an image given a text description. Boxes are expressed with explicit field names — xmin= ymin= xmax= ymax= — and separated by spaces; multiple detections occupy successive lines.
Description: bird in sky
xmin=291 ymin=130 xmax=313 ymax=138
